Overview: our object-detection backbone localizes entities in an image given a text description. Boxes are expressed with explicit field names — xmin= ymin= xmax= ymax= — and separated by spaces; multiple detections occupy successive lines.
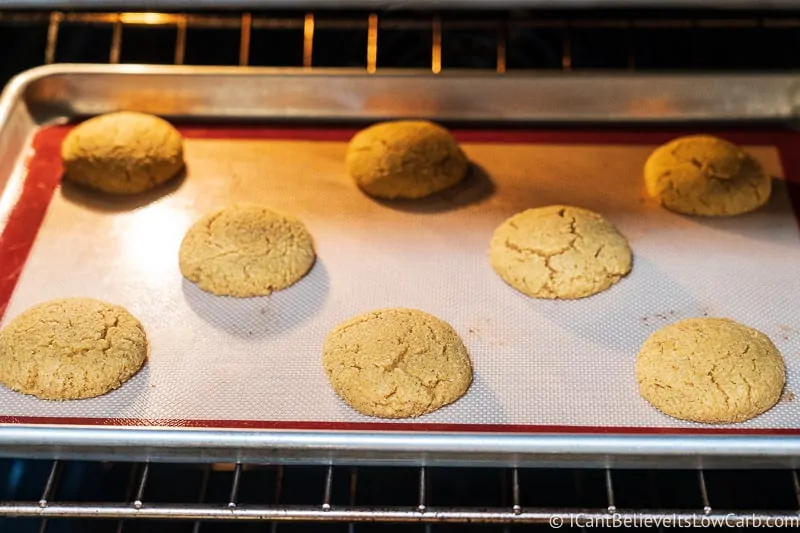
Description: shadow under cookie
xmin=181 ymin=259 xmax=330 ymax=338
xmin=687 ymin=178 xmax=799 ymax=248
xmin=369 ymin=163 xmax=495 ymax=214
xmin=532 ymin=255 xmax=700 ymax=351
xmin=325 ymin=367 xmax=500 ymax=424
xmin=414 ymin=373 xmax=505 ymax=424
xmin=60 ymin=169 xmax=187 ymax=213
xmin=88 ymin=363 xmax=152 ymax=415
xmin=0 ymin=362 xmax=151 ymax=415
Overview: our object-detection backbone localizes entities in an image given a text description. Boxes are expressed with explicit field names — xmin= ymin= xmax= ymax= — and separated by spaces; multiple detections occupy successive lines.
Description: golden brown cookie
xmin=61 ymin=111 xmax=184 ymax=195
xmin=179 ymin=204 xmax=316 ymax=297
xmin=636 ymin=318 xmax=785 ymax=424
xmin=323 ymin=308 xmax=473 ymax=418
xmin=489 ymin=205 xmax=632 ymax=300
xmin=0 ymin=298 xmax=148 ymax=400
xmin=345 ymin=120 xmax=469 ymax=199
xmin=644 ymin=135 xmax=771 ymax=216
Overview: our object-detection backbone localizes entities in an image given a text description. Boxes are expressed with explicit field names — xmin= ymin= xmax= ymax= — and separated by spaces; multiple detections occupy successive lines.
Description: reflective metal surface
xmin=6 ymin=64 xmax=800 ymax=123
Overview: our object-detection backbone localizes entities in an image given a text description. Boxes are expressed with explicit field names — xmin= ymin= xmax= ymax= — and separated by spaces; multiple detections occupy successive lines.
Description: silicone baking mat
xmin=1 ymin=125 xmax=800 ymax=435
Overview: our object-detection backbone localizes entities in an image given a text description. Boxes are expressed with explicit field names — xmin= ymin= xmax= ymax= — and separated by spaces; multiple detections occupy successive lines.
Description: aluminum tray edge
xmin=2 ymin=424 xmax=800 ymax=468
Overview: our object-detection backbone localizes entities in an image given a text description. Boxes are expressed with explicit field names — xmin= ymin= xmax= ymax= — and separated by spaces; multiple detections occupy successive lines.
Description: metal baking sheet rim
xmin=2 ymin=64 xmax=800 ymax=467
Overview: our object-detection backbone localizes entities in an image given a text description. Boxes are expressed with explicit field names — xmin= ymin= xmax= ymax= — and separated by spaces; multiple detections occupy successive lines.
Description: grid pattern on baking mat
xmin=1 ymin=125 xmax=800 ymax=435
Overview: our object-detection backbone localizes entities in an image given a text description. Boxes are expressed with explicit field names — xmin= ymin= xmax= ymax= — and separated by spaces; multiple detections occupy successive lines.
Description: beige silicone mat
xmin=1 ymin=136 xmax=798 ymax=430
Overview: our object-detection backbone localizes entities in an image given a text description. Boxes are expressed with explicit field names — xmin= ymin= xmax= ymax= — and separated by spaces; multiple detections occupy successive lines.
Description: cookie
xmin=61 ymin=111 xmax=184 ymax=195
xmin=0 ymin=298 xmax=148 ymax=400
xmin=489 ymin=205 xmax=632 ymax=300
xmin=179 ymin=204 xmax=316 ymax=297
xmin=636 ymin=318 xmax=785 ymax=424
xmin=323 ymin=308 xmax=473 ymax=418
xmin=346 ymin=120 xmax=469 ymax=199
xmin=644 ymin=135 xmax=771 ymax=216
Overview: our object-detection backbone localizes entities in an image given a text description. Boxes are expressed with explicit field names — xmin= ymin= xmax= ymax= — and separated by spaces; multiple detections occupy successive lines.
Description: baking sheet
xmin=1 ymin=125 xmax=799 ymax=433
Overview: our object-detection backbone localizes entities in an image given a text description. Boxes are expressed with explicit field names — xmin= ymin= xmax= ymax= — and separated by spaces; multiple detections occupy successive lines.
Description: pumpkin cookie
xmin=346 ymin=120 xmax=469 ymax=199
xmin=62 ymin=111 xmax=184 ymax=195
xmin=644 ymin=135 xmax=771 ymax=216
xmin=179 ymin=204 xmax=316 ymax=297
xmin=636 ymin=317 xmax=785 ymax=424
xmin=323 ymin=308 xmax=473 ymax=418
xmin=0 ymin=298 xmax=148 ymax=400
xmin=489 ymin=205 xmax=632 ymax=300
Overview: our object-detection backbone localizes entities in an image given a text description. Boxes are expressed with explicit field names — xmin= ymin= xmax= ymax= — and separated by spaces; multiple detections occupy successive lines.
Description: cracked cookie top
xmin=179 ymin=204 xmax=316 ymax=298
xmin=61 ymin=111 xmax=184 ymax=195
xmin=635 ymin=318 xmax=785 ymax=424
xmin=0 ymin=298 xmax=148 ymax=400
xmin=345 ymin=120 xmax=469 ymax=200
xmin=322 ymin=308 xmax=473 ymax=418
xmin=489 ymin=205 xmax=632 ymax=300
xmin=644 ymin=135 xmax=771 ymax=217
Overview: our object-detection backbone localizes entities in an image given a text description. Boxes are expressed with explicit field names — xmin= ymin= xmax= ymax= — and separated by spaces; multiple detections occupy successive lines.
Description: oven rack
xmin=1 ymin=9 xmax=800 ymax=82
xmin=3 ymin=459 xmax=800 ymax=529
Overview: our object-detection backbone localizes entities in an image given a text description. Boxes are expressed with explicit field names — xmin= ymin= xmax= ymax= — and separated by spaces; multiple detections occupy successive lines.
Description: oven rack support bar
xmin=2 ymin=502 xmax=800 ymax=524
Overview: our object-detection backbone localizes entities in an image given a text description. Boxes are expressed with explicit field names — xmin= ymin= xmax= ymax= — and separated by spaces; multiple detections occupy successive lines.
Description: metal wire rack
xmin=3 ymin=7 xmax=800 ymax=532
xmin=3 ymin=459 xmax=800 ymax=530
xmin=1 ymin=9 xmax=800 ymax=84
